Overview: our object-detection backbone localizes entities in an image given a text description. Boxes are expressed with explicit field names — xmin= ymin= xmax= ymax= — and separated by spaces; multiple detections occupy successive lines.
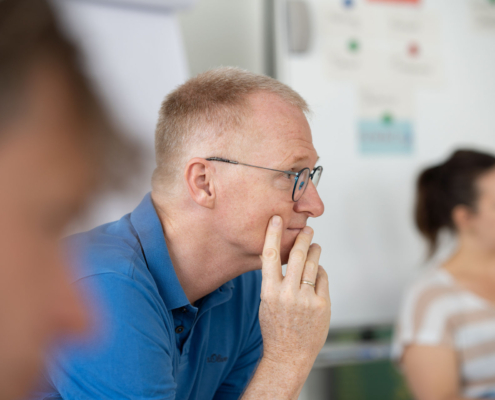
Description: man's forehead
xmin=245 ymin=91 xmax=316 ymax=164
xmin=253 ymin=130 xmax=318 ymax=167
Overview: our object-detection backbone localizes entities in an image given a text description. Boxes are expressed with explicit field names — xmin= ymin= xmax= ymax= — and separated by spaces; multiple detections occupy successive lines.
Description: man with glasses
xmin=36 ymin=67 xmax=331 ymax=400
xmin=204 ymin=157 xmax=323 ymax=202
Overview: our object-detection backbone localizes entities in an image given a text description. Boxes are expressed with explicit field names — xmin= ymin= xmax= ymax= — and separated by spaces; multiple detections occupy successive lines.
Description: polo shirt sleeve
xmin=213 ymin=305 xmax=263 ymax=399
xmin=45 ymin=272 xmax=177 ymax=400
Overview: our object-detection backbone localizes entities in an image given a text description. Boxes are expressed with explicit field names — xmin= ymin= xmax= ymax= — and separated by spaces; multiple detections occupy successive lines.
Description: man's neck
xmin=151 ymin=193 xmax=258 ymax=304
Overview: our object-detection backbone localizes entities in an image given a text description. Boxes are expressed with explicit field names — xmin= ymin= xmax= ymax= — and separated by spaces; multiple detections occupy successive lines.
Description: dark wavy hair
xmin=415 ymin=149 xmax=495 ymax=256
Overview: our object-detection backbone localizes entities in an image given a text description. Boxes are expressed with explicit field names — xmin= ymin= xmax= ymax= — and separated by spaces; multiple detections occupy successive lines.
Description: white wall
xmin=53 ymin=0 xmax=193 ymax=228
xmin=179 ymin=0 xmax=268 ymax=76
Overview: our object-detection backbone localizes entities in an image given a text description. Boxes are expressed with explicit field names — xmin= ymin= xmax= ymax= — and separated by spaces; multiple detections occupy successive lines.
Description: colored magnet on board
xmin=408 ymin=43 xmax=420 ymax=57
xmin=382 ymin=113 xmax=394 ymax=125
xmin=348 ymin=39 xmax=360 ymax=52
xmin=343 ymin=0 xmax=355 ymax=8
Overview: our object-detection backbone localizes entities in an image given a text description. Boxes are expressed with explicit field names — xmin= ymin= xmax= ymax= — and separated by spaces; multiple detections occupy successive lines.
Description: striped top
xmin=392 ymin=268 xmax=495 ymax=398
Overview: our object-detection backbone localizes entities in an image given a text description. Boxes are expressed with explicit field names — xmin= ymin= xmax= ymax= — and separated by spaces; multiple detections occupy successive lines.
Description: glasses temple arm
xmin=205 ymin=157 xmax=239 ymax=164
xmin=206 ymin=157 xmax=298 ymax=176
xmin=238 ymin=162 xmax=298 ymax=176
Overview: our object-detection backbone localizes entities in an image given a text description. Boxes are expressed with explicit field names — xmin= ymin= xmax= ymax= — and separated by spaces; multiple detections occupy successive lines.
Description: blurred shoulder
xmin=64 ymin=214 xmax=145 ymax=282
xmin=392 ymin=267 xmax=462 ymax=359
xmin=403 ymin=267 xmax=459 ymax=308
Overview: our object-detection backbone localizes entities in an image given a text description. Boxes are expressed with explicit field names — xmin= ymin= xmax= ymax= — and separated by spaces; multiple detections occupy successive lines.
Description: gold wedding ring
xmin=301 ymin=280 xmax=316 ymax=288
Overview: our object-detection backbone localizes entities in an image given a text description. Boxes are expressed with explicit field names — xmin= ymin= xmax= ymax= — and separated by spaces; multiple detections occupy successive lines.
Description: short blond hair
xmin=152 ymin=67 xmax=309 ymax=190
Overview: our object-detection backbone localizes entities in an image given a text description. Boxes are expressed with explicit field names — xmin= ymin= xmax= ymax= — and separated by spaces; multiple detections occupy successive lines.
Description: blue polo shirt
xmin=33 ymin=194 xmax=263 ymax=400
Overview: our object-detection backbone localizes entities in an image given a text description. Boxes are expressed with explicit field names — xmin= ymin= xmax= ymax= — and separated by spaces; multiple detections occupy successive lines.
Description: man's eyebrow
xmin=285 ymin=155 xmax=320 ymax=166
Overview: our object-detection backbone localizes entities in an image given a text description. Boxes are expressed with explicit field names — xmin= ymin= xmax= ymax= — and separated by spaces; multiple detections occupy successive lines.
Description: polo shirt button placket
xmin=175 ymin=326 xmax=185 ymax=334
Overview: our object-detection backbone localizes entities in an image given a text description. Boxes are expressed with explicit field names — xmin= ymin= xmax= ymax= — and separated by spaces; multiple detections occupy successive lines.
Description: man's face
xmin=0 ymin=60 xmax=94 ymax=400
xmin=213 ymin=91 xmax=324 ymax=266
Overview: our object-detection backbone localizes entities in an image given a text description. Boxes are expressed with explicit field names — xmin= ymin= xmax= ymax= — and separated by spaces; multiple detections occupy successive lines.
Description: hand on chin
xmin=279 ymin=230 xmax=299 ymax=265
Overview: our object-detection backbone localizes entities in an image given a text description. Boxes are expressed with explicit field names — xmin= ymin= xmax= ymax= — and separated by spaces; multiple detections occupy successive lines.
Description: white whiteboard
xmin=275 ymin=0 xmax=495 ymax=328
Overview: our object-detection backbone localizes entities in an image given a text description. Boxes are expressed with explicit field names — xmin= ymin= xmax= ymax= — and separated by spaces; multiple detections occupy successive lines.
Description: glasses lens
xmin=312 ymin=167 xmax=322 ymax=188
xmin=293 ymin=168 xmax=310 ymax=201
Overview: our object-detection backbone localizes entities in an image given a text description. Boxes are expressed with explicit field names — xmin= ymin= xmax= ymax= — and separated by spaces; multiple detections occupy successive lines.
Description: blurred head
xmin=0 ymin=1 xmax=134 ymax=399
xmin=152 ymin=68 xmax=324 ymax=265
xmin=416 ymin=149 xmax=495 ymax=257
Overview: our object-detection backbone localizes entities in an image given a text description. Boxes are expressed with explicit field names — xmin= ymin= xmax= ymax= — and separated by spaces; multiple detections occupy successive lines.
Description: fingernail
xmin=303 ymin=226 xmax=313 ymax=234
xmin=272 ymin=216 xmax=281 ymax=227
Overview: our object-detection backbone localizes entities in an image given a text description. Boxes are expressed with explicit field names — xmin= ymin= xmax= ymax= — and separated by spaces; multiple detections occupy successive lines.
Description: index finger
xmin=260 ymin=215 xmax=283 ymax=284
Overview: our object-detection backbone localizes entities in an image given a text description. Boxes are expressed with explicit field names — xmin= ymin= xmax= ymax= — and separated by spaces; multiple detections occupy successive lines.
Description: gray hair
xmin=152 ymin=67 xmax=309 ymax=191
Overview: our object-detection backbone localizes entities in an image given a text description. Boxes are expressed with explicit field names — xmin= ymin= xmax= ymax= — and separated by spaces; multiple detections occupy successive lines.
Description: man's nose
xmin=294 ymin=181 xmax=324 ymax=217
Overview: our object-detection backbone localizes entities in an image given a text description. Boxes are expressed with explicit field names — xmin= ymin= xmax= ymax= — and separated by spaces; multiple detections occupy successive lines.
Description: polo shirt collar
xmin=130 ymin=193 xmax=235 ymax=311
xmin=130 ymin=193 xmax=189 ymax=311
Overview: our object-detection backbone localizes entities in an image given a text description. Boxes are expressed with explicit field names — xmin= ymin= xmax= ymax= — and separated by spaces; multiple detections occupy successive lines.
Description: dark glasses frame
xmin=205 ymin=157 xmax=323 ymax=202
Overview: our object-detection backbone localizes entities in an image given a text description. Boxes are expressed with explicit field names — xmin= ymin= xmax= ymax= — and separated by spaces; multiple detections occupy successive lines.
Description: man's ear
xmin=184 ymin=158 xmax=216 ymax=209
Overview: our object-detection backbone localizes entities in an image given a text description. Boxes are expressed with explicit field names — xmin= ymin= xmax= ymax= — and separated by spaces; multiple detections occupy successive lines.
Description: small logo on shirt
xmin=207 ymin=353 xmax=228 ymax=363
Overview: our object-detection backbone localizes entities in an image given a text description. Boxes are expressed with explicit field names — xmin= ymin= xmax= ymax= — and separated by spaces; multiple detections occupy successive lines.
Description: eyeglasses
xmin=206 ymin=157 xmax=323 ymax=202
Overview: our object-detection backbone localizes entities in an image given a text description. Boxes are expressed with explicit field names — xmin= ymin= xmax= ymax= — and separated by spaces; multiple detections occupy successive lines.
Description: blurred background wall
xmin=52 ymin=0 xmax=196 ymax=229
xmin=180 ymin=0 xmax=268 ymax=76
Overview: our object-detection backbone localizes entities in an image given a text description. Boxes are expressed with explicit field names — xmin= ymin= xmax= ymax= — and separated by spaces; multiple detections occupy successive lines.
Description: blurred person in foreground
xmin=35 ymin=67 xmax=331 ymax=399
xmin=0 ymin=1 xmax=134 ymax=399
xmin=394 ymin=149 xmax=495 ymax=399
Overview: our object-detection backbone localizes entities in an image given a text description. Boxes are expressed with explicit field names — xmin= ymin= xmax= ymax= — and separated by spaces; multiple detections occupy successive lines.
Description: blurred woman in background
xmin=0 ymin=1 xmax=135 ymax=399
xmin=394 ymin=149 xmax=495 ymax=399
